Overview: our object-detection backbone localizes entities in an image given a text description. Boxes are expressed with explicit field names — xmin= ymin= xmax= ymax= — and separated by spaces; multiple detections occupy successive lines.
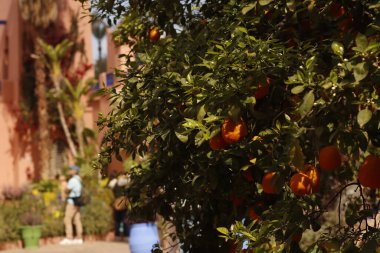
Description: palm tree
xmin=38 ymin=39 xmax=99 ymax=165
xmin=37 ymin=39 xmax=79 ymax=159
xmin=19 ymin=0 xmax=58 ymax=179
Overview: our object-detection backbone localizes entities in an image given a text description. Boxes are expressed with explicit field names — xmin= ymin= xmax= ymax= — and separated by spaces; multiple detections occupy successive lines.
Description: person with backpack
xmin=59 ymin=165 xmax=83 ymax=245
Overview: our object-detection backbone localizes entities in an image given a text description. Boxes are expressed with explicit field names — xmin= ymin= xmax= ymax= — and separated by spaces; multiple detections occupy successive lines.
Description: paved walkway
xmin=1 ymin=241 xmax=131 ymax=253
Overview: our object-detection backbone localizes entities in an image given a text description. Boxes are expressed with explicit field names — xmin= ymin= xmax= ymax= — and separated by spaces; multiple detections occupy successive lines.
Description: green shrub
xmin=41 ymin=200 xmax=65 ymax=238
xmin=0 ymin=201 xmax=23 ymax=242
xmin=0 ymin=180 xmax=114 ymax=242
xmin=32 ymin=180 xmax=58 ymax=193
xmin=82 ymin=186 xmax=114 ymax=236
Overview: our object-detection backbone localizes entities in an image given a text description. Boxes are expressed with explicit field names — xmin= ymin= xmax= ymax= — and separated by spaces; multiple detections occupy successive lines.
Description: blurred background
xmin=0 ymin=0 xmax=132 ymax=247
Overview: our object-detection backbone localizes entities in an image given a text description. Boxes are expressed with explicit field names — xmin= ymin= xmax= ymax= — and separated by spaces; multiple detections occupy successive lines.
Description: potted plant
xmin=20 ymin=211 xmax=43 ymax=249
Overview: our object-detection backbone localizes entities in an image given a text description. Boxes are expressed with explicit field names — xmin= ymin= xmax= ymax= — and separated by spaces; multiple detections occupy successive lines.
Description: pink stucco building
xmin=0 ymin=0 xmax=127 ymax=192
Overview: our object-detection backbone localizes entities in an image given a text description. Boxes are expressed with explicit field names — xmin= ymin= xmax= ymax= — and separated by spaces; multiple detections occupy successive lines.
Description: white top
xmin=67 ymin=175 xmax=82 ymax=204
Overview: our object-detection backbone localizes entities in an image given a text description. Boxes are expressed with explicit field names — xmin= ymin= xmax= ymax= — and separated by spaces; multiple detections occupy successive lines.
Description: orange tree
xmin=83 ymin=0 xmax=380 ymax=252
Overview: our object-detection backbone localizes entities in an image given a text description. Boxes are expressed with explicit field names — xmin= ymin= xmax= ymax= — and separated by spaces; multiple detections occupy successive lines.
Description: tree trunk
xmin=57 ymin=102 xmax=78 ymax=158
xmin=75 ymin=116 xmax=85 ymax=158
xmin=50 ymin=74 xmax=78 ymax=159
xmin=35 ymin=43 xmax=50 ymax=179
xmin=72 ymin=95 xmax=86 ymax=158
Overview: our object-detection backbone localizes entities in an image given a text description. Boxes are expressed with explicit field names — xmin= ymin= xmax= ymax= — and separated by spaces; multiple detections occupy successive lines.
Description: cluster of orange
xmin=205 ymin=75 xmax=380 ymax=215
xmin=238 ymin=145 xmax=379 ymax=249
xmin=262 ymin=146 xmax=380 ymax=196
xmin=209 ymin=114 xmax=379 ymax=246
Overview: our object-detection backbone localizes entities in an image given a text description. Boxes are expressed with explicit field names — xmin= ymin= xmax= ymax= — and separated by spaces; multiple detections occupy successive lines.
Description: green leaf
xmin=274 ymin=244 xmax=285 ymax=253
xmin=183 ymin=118 xmax=203 ymax=129
xmin=241 ymin=231 xmax=256 ymax=241
xmin=194 ymin=131 xmax=205 ymax=146
xmin=286 ymin=0 xmax=296 ymax=11
xmin=355 ymin=33 xmax=368 ymax=52
xmin=197 ymin=105 xmax=207 ymax=121
xmin=353 ymin=63 xmax=369 ymax=82
xmin=215 ymin=44 xmax=224 ymax=51
xmin=242 ymin=3 xmax=256 ymax=15
xmin=331 ymin=42 xmax=344 ymax=57
xmin=192 ymin=175 xmax=201 ymax=186
xmin=289 ymin=140 xmax=304 ymax=169
xmin=357 ymin=108 xmax=372 ymax=127
xmin=306 ymin=56 xmax=316 ymax=70
xmin=299 ymin=91 xmax=315 ymax=117
xmin=259 ymin=0 xmax=273 ymax=6
xmin=175 ymin=132 xmax=188 ymax=143
xmin=369 ymin=3 xmax=380 ymax=9
xmin=241 ymin=164 xmax=251 ymax=171
xmin=291 ymin=85 xmax=304 ymax=94
xmin=203 ymin=115 xmax=221 ymax=124
xmin=216 ymin=227 xmax=229 ymax=236
xmin=243 ymin=96 xmax=256 ymax=104
xmin=227 ymin=106 xmax=241 ymax=121
xmin=236 ymin=26 xmax=248 ymax=34
xmin=365 ymin=42 xmax=380 ymax=52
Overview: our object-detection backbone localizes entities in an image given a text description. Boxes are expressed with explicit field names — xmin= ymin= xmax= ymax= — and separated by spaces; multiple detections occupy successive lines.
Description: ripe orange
xmin=149 ymin=27 xmax=160 ymax=43
xmin=329 ymin=3 xmax=345 ymax=18
xmin=292 ymin=233 xmax=303 ymax=243
xmin=248 ymin=207 xmax=260 ymax=221
xmin=290 ymin=164 xmax=319 ymax=196
xmin=262 ymin=172 xmax=278 ymax=194
xmin=358 ymin=155 xmax=380 ymax=189
xmin=221 ymin=118 xmax=248 ymax=144
xmin=338 ymin=16 xmax=353 ymax=32
xmin=303 ymin=164 xmax=319 ymax=192
xmin=209 ymin=133 xmax=227 ymax=150
xmin=290 ymin=173 xmax=312 ymax=197
xmin=254 ymin=78 xmax=270 ymax=100
xmin=319 ymin=145 xmax=342 ymax=171
xmin=243 ymin=169 xmax=254 ymax=182
xmin=248 ymin=202 xmax=264 ymax=221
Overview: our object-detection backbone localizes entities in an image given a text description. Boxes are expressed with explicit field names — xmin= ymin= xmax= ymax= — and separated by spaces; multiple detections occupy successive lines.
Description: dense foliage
xmin=84 ymin=0 xmax=380 ymax=252
xmin=0 ymin=181 xmax=113 ymax=242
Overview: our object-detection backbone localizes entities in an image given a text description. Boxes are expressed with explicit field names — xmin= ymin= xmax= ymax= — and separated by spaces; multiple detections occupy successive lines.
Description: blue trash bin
xmin=129 ymin=222 xmax=159 ymax=253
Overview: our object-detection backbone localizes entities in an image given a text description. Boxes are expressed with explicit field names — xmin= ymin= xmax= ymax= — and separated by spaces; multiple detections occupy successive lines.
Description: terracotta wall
xmin=0 ymin=0 xmax=26 ymax=190
xmin=0 ymin=0 xmax=95 ymax=192
xmin=0 ymin=0 xmax=134 ymax=191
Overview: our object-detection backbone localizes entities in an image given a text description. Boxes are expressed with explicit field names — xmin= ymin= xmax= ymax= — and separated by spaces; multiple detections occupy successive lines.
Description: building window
xmin=106 ymin=72 xmax=114 ymax=87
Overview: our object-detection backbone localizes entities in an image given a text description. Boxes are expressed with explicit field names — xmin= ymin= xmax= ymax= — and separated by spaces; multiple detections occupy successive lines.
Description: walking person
xmin=108 ymin=172 xmax=131 ymax=241
xmin=59 ymin=165 xmax=83 ymax=245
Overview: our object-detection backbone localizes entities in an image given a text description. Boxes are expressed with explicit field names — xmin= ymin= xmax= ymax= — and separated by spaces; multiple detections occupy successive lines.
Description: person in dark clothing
xmin=108 ymin=172 xmax=130 ymax=241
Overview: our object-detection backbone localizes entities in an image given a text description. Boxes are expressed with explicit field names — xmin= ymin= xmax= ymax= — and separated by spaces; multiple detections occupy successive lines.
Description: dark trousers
xmin=114 ymin=209 xmax=130 ymax=237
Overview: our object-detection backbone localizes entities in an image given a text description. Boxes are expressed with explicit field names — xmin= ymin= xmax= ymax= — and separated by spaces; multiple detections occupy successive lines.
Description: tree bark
xmin=50 ymin=74 xmax=78 ymax=158
xmin=75 ymin=116 xmax=85 ymax=158
xmin=35 ymin=43 xmax=50 ymax=179
xmin=57 ymin=102 xmax=78 ymax=158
